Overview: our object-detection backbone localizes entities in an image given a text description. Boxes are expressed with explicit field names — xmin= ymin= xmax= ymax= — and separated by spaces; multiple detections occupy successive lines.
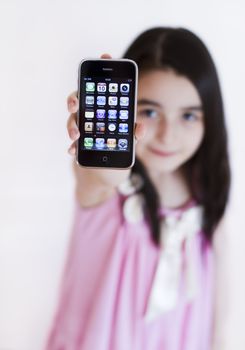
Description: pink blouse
xmin=45 ymin=191 xmax=214 ymax=350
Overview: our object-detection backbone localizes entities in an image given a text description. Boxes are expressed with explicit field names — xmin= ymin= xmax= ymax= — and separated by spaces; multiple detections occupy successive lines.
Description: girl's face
xmin=136 ymin=69 xmax=204 ymax=175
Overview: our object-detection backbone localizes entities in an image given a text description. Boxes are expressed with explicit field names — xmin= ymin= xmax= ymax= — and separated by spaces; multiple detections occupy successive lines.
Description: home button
xmin=102 ymin=156 xmax=109 ymax=163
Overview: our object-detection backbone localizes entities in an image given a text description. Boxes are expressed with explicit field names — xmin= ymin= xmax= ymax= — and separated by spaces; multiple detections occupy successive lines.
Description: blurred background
xmin=0 ymin=0 xmax=244 ymax=349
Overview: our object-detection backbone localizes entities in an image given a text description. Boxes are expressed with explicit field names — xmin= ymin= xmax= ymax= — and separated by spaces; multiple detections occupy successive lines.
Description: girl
xmin=46 ymin=27 xmax=231 ymax=349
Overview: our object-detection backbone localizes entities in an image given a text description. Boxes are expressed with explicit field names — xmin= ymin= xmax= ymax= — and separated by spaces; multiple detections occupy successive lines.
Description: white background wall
xmin=0 ymin=0 xmax=244 ymax=349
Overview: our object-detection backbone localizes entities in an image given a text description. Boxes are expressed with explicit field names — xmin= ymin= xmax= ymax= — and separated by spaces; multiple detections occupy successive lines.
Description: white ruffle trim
xmin=144 ymin=205 xmax=203 ymax=322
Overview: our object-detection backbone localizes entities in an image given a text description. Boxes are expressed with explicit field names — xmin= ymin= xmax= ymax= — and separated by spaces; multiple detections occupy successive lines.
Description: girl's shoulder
xmin=117 ymin=174 xmax=204 ymax=227
xmin=74 ymin=174 xmax=205 ymax=243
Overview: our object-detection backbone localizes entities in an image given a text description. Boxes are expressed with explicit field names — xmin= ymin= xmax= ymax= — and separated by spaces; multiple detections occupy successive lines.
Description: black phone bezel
xmin=76 ymin=59 xmax=138 ymax=169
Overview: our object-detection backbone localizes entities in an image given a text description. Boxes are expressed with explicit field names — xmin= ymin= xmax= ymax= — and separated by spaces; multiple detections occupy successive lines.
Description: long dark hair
xmin=122 ymin=27 xmax=231 ymax=246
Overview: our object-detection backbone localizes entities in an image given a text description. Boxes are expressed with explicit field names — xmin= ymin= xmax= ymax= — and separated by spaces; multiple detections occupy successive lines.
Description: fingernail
xmin=68 ymin=101 xmax=75 ymax=110
xmin=71 ymin=129 xmax=78 ymax=139
xmin=68 ymin=147 xmax=75 ymax=155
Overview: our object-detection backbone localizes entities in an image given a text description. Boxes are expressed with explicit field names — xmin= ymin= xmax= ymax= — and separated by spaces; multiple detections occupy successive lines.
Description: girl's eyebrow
xmin=180 ymin=106 xmax=203 ymax=111
xmin=137 ymin=99 xmax=203 ymax=111
xmin=137 ymin=99 xmax=162 ymax=108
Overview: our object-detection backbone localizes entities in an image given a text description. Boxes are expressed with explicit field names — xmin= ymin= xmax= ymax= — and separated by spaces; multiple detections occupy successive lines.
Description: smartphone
xmin=76 ymin=58 xmax=138 ymax=168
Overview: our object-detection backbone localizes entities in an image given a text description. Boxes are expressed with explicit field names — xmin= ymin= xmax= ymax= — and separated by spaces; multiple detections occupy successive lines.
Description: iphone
xmin=76 ymin=59 xmax=138 ymax=168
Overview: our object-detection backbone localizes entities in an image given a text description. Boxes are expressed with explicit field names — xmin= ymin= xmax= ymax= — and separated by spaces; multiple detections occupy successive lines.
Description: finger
xmin=135 ymin=122 xmax=146 ymax=141
xmin=67 ymin=113 xmax=80 ymax=141
xmin=68 ymin=140 xmax=77 ymax=156
xmin=67 ymin=91 xmax=79 ymax=113
xmin=100 ymin=53 xmax=112 ymax=59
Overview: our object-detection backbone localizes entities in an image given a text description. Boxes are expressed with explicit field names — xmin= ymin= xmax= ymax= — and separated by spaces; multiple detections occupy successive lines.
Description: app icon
xmin=119 ymin=110 xmax=129 ymax=120
xmin=86 ymin=82 xmax=95 ymax=92
xmin=108 ymin=110 xmax=117 ymax=119
xmin=84 ymin=122 xmax=94 ymax=132
xmin=120 ymin=97 xmax=129 ymax=106
xmin=108 ymin=96 xmax=118 ymax=106
xmin=96 ymin=109 xmax=106 ymax=119
xmin=109 ymin=83 xmax=118 ymax=93
xmin=97 ymin=82 xmax=107 ymax=92
xmin=86 ymin=96 xmax=94 ymax=105
xmin=107 ymin=138 xmax=117 ymax=148
xmin=84 ymin=137 xmax=93 ymax=147
xmin=97 ymin=96 xmax=106 ymax=105
xmin=119 ymin=123 xmax=128 ymax=133
xmin=108 ymin=123 xmax=116 ymax=132
xmin=118 ymin=139 xmax=128 ymax=149
xmin=96 ymin=122 xmax=105 ymax=132
xmin=120 ymin=84 xmax=130 ymax=93
xmin=95 ymin=138 xmax=105 ymax=148
xmin=85 ymin=111 xmax=94 ymax=119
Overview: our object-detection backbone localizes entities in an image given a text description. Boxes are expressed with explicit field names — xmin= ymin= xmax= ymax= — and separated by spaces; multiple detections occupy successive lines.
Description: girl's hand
xmin=66 ymin=53 xmax=145 ymax=206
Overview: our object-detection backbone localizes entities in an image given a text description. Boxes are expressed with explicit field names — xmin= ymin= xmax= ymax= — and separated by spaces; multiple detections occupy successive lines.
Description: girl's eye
xmin=138 ymin=109 xmax=158 ymax=118
xmin=182 ymin=112 xmax=198 ymax=122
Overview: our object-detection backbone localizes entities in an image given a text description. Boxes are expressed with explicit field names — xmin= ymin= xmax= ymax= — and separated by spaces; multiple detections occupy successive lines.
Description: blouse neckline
xmin=158 ymin=198 xmax=197 ymax=219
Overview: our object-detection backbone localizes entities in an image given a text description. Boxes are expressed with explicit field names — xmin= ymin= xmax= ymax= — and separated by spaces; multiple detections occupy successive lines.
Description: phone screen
xmin=77 ymin=59 xmax=138 ymax=168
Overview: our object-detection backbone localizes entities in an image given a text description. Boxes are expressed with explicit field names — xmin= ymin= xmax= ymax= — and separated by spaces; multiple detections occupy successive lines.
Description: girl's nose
xmin=156 ymin=118 xmax=175 ymax=144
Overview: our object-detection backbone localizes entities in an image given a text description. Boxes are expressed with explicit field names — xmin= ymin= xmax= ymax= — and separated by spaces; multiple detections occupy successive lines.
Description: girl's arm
xmin=72 ymin=158 xmax=130 ymax=208
xmin=212 ymin=216 xmax=232 ymax=350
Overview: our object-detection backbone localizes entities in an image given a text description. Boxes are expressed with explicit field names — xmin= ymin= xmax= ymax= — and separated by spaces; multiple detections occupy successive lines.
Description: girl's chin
xmin=136 ymin=146 xmax=188 ymax=173
xmin=141 ymin=158 xmax=181 ymax=174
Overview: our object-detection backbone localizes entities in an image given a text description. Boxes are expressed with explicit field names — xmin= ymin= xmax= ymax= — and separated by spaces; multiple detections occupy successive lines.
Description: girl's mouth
xmin=148 ymin=146 xmax=177 ymax=157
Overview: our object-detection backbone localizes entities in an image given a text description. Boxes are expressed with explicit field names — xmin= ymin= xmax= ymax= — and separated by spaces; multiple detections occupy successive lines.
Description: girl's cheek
xmin=182 ymin=124 xmax=204 ymax=142
xmin=139 ymin=131 xmax=154 ymax=145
